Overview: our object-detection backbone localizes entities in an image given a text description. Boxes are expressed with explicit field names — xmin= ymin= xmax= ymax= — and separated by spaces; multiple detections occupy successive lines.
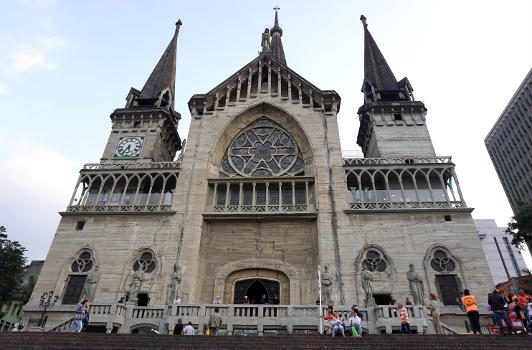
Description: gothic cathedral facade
xmin=26 ymin=14 xmax=493 ymax=332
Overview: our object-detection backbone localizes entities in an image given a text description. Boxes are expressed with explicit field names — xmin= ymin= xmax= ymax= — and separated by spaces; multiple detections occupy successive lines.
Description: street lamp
xmin=28 ymin=291 xmax=59 ymax=329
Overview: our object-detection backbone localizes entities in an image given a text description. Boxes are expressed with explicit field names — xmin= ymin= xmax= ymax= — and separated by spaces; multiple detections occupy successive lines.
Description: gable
xmin=188 ymin=53 xmax=340 ymax=115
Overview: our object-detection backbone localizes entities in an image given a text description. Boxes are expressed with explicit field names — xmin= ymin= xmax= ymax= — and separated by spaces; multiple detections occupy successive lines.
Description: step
xmin=1 ymin=333 xmax=531 ymax=350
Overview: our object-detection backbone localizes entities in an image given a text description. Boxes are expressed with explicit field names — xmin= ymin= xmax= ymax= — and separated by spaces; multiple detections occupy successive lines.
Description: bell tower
xmin=100 ymin=21 xmax=183 ymax=163
xmin=357 ymin=16 xmax=435 ymax=158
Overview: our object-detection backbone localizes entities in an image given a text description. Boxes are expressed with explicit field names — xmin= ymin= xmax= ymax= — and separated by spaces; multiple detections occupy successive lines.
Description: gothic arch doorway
xmin=234 ymin=278 xmax=280 ymax=304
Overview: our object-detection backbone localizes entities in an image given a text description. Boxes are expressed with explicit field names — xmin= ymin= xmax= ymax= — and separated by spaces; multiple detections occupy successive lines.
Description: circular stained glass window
xmin=363 ymin=250 xmax=387 ymax=272
xmin=221 ymin=117 xmax=304 ymax=177
xmin=430 ymin=250 xmax=456 ymax=272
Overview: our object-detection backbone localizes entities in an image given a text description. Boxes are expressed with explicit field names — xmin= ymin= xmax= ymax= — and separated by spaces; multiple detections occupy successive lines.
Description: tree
xmin=0 ymin=226 xmax=27 ymax=304
xmin=506 ymin=203 xmax=532 ymax=252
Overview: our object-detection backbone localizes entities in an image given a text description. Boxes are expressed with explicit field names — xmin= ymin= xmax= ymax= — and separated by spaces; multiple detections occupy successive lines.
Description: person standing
xmin=426 ymin=293 xmax=443 ymax=334
xmin=398 ymin=303 xmax=411 ymax=334
xmin=173 ymin=294 xmax=181 ymax=304
xmin=72 ymin=299 xmax=88 ymax=333
xmin=207 ymin=307 xmax=223 ymax=336
xmin=213 ymin=296 xmax=221 ymax=304
xmin=243 ymin=296 xmax=250 ymax=304
xmin=184 ymin=321 xmax=195 ymax=335
xmin=488 ymin=289 xmax=513 ymax=335
xmin=461 ymin=289 xmax=481 ymax=334
xmin=259 ymin=294 xmax=267 ymax=304
xmin=517 ymin=289 xmax=531 ymax=333
xmin=172 ymin=319 xmax=184 ymax=335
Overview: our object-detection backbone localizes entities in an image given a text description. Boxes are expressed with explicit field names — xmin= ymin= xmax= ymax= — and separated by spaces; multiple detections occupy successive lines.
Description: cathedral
xmin=25 ymin=13 xmax=493 ymax=334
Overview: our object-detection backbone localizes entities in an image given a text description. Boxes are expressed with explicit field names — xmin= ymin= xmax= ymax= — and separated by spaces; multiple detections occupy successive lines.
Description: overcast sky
xmin=0 ymin=0 xmax=531 ymax=267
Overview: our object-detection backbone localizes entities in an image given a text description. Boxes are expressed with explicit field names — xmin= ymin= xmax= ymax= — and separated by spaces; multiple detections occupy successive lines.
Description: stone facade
xmin=24 ymin=15 xmax=494 ymax=333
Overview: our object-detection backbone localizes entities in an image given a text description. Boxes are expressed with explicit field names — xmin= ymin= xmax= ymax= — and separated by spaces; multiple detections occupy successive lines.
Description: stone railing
xmin=40 ymin=303 xmax=434 ymax=335
xmin=348 ymin=201 xmax=466 ymax=210
xmin=65 ymin=204 xmax=173 ymax=214
xmin=374 ymin=305 xmax=427 ymax=334
xmin=343 ymin=156 xmax=453 ymax=166
xmin=204 ymin=177 xmax=317 ymax=218
xmin=82 ymin=162 xmax=181 ymax=171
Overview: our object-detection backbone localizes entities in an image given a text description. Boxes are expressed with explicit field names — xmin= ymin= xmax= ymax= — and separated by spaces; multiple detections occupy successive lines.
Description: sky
xmin=0 ymin=0 xmax=531 ymax=268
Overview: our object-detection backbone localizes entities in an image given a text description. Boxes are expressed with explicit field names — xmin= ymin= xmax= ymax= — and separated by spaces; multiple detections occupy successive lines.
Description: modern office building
xmin=475 ymin=219 xmax=527 ymax=285
xmin=485 ymin=68 xmax=532 ymax=212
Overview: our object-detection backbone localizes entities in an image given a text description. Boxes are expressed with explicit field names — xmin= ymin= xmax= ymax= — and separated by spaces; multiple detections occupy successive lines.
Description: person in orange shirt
xmin=517 ymin=289 xmax=531 ymax=333
xmin=461 ymin=289 xmax=481 ymax=334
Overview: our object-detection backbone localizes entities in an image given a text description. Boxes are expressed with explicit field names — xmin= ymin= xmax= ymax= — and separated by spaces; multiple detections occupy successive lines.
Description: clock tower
xmin=100 ymin=21 xmax=183 ymax=163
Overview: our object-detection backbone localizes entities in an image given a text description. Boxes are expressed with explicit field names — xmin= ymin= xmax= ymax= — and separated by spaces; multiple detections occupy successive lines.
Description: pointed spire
xmin=138 ymin=20 xmax=182 ymax=108
xmin=361 ymin=15 xmax=397 ymax=91
xmin=270 ymin=7 xmax=287 ymax=66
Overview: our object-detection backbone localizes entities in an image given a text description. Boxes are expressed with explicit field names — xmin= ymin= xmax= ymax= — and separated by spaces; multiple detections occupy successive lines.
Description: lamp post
xmin=28 ymin=291 xmax=59 ymax=329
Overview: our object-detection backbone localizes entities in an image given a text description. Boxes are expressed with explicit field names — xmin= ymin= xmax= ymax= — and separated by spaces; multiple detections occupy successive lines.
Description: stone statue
xmin=166 ymin=263 xmax=182 ymax=304
xmin=321 ymin=265 xmax=333 ymax=306
xmin=81 ymin=266 xmax=101 ymax=302
xmin=261 ymin=28 xmax=270 ymax=52
xmin=406 ymin=264 xmax=425 ymax=305
xmin=361 ymin=267 xmax=375 ymax=307
xmin=128 ymin=269 xmax=145 ymax=303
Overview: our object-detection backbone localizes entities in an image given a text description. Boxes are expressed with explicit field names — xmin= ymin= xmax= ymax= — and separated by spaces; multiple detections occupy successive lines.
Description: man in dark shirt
xmin=488 ymin=289 xmax=513 ymax=335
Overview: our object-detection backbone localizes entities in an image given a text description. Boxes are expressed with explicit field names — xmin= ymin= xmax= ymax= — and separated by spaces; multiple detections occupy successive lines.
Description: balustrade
xmin=344 ymin=157 xmax=467 ymax=211
xmin=205 ymin=177 xmax=316 ymax=217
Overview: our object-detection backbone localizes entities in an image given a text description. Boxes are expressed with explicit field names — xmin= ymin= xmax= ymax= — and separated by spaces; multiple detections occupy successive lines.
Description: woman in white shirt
xmin=349 ymin=311 xmax=362 ymax=338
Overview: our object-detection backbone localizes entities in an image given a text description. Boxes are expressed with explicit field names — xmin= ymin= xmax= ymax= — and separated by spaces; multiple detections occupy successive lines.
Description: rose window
xmin=71 ymin=250 xmax=94 ymax=272
xmin=430 ymin=250 xmax=456 ymax=272
xmin=221 ymin=117 xmax=305 ymax=177
xmin=362 ymin=250 xmax=387 ymax=272
xmin=133 ymin=251 xmax=157 ymax=273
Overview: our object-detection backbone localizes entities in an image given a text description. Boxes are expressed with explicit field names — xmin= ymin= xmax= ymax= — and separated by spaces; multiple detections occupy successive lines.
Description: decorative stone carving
xmin=361 ymin=267 xmax=375 ymax=307
xmin=166 ymin=263 xmax=182 ymax=304
xmin=321 ymin=265 xmax=333 ymax=306
xmin=261 ymin=28 xmax=270 ymax=52
xmin=81 ymin=265 xmax=100 ymax=302
xmin=406 ymin=264 xmax=425 ymax=305
xmin=128 ymin=269 xmax=145 ymax=303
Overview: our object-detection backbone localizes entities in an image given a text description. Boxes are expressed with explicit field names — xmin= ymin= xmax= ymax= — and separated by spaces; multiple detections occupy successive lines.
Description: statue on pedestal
xmin=321 ymin=265 xmax=333 ymax=306
xmin=128 ymin=269 xmax=145 ymax=303
xmin=166 ymin=263 xmax=182 ymax=304
xmin=81 ymin=266 xmax=100 ymax=302
xmin=361 ymin=267 xmax=375 ymax=307
xmin=406 ymin=264 xmax=425 ymax=305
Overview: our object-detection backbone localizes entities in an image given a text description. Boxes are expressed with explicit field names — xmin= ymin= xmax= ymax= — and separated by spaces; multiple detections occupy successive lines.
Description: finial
xmin=175 ymin=19 xmax=182 ymax=32
xmin=360 ymin=15 xmax=367 ymax=27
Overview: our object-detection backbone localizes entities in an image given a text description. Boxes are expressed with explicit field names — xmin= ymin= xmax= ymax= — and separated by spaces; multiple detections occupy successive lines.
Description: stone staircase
xmin=2 ymin=333 xmax=531 ymax=350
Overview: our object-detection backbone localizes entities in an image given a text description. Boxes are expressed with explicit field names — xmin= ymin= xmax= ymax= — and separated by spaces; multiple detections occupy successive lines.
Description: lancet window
xmin=62 ymin=249 xmax=95 ymax=304
xmin=221 ymin=117 xmax=304 ymax=177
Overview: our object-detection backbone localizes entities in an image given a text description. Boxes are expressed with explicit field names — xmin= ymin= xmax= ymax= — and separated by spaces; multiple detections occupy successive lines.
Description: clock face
xmin=112 ymin=136 xmax=145 ymax=159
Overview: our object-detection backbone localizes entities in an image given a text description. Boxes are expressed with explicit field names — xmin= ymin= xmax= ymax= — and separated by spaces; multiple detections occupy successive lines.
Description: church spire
xmin=360 ymin=15 xmax=397 ymax=93
xmin=137 ymin=20 xmax=182 ymax=108
xmin=269 ymin=7 xmax=287 ymax=66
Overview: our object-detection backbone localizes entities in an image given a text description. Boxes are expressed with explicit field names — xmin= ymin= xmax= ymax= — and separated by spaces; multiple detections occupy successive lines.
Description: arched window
xmin=63 ymin=249 xmax=95 ymax=304
xmin=362 ymin=250 xmax=387 ymax=272
xmin=430 ymin=250 xmax=456 ymax=272
xmin=133 ymin=250 xmax=157 ymax=273
xmin=220 ymin=117 xmax=304 ymax=177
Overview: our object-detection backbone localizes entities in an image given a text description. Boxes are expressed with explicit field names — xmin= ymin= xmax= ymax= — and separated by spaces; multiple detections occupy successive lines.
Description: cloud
xmin=0 ymin=126 xmax=81 ymax=261
xmin=7 ymin=36 xmax=65 ymax=74
xmin=0 ymin=83 xmax=5 ymax=94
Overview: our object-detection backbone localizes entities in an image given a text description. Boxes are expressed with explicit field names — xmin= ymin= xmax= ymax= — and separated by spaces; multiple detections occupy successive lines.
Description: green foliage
xmin=506 ymin=203 xmax=532 ymax=249
xmin=0 ymin=226 xmax=27 ymax=304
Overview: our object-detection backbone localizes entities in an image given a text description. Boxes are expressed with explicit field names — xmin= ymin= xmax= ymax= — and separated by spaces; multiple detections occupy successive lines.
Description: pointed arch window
xmin=221 ymin=117 xmax=304 ymax=177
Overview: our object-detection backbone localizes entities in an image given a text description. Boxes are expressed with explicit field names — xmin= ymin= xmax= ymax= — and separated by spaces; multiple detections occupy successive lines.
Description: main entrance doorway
xmin=234 ymin=278 xmax=280 ymax=304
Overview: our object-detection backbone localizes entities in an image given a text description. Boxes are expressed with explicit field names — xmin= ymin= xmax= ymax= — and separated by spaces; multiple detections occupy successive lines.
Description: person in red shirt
xmin=461 ymin=289 xmax=481 ymax=334
xmin=320 ymin=306 xmax=337 ymax=335
xmin=517 ymin=289 xmax=531 ymax=333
